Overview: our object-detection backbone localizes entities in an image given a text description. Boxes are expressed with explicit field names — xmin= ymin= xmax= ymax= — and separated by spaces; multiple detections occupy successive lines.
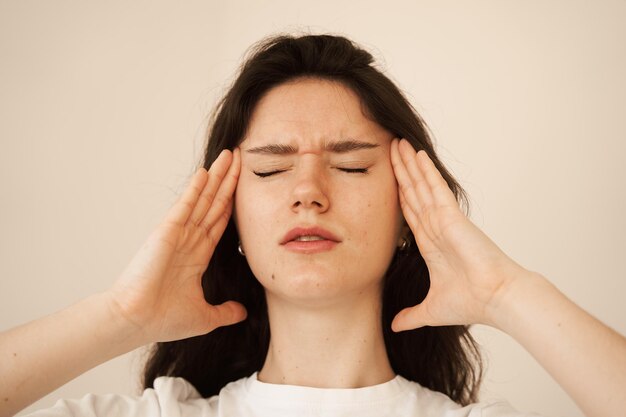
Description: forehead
xmin=241 ymin=78 xmax=391 ymax=148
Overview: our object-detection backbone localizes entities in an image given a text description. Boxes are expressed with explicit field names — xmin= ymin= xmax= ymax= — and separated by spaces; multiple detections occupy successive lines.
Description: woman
xmin=1 ymin=33 xmax=624 ymax=417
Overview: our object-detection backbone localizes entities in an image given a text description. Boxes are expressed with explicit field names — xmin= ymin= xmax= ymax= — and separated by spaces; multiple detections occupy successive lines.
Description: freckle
xmin=325 ymin=337 xmax=329 ymax=341
xmin=13 ymin=353 xmax=17 ymax=357
xmin=316 ymin=283 xmax=319 ymax=287
xmin=4 ymin=398 xmax=8 ymax=402
xmin=271 ymin=274 xmax=275 ymax=280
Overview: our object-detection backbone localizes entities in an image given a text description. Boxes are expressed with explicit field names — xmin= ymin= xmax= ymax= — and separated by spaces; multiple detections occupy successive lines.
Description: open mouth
xmin=282 ymin=237 xmax=339 ymax=253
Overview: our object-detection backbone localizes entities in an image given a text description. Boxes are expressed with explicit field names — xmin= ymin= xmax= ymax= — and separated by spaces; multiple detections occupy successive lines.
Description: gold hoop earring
xmin=399 ymin=237 xmax=410 ymax=251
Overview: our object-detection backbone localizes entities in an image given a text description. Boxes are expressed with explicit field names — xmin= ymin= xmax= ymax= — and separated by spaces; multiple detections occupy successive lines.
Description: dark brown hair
xmin=143 ymin=32 xmax=482 ymax=405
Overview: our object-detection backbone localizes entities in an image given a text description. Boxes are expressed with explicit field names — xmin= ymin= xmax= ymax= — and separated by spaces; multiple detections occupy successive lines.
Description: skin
xmin=0 ymin=78 xmax=624 ymax=417
xmin=234 ymin=78 xmax=403 ymax=387
xmin=236 ymin=79 xmax=403 ymax=305
xmin=0 ymin=149 xmax=248 ymax=417
xmin=390 ymin=138 xmax=626 ymax=417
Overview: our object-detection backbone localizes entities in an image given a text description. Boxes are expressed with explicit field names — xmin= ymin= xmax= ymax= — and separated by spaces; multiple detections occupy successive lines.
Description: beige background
xmin=1 ymin=1 xmax=624 ymax=416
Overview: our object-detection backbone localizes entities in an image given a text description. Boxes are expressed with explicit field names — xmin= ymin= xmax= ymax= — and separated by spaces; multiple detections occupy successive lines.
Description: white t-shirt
xmin=24 ymin=372 xmax=542 ymax=416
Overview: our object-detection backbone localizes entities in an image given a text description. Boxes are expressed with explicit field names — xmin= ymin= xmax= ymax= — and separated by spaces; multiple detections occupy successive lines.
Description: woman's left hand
xmin=389 ymin=138 xmax=530 ymax=331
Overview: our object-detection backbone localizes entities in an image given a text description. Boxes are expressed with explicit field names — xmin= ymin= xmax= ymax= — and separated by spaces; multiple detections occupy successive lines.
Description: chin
xmin=260 ymin=268 xmax=381 ymax=308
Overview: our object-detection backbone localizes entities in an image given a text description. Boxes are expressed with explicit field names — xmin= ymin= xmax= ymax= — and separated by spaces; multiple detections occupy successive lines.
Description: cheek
xmin=372 ymin=178 xmax=403 ymax=244
xmin=234 ymin=181 xmax=259 ymax=241
xmin=234 ymin=179 xmax=281 ymax=249
xmin=342 ymin=183 xmax=401 ymax=246
xmin=233 ymin=180 xmax=286 ymax=288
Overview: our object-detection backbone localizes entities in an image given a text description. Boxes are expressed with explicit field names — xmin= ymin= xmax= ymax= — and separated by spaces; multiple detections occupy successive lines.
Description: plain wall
xmin=1 ymin=1 xmax=624 ymax=416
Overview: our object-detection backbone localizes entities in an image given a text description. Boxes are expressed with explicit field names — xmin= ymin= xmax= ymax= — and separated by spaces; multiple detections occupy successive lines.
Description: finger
xmin=189 ymin=150 xmax=232 ymax=226
xmin=390 ymin=139 xmax=424 ymax=217
xmin=163 ymin=168 xmax=209 ymax=226
xmin=398 ymin=186 xmax=422 ymax=239
xmin=415 ymin=149 xmax=459 ymax=208
xmin=398 ymin=139 xmax=435 ymax=209
xmin=207 ymin=198 xmax=233 ymax=246
xmin=201 ymin=147 xmax=241 ymax=232
xmin=391 ymin=304 xmax=432 ymax=332
xmin=204 ymin=300 xmax=248 ymax=332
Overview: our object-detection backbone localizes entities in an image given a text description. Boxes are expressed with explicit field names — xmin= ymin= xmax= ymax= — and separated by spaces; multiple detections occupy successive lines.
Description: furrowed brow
xmin=325 ymin=140 xmax=379 ymax=153
xmin=245 ymin=143 xmax=298 ymax=155
xmin=245 ymin=140 xmax=379 ymax=155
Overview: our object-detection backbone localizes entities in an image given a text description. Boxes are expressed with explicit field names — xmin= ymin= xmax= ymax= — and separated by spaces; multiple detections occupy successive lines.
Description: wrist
xmin=97 ymin=291 xmax=152 ymax=349
xmin=484 ymin=267 xmax=553 ymax=331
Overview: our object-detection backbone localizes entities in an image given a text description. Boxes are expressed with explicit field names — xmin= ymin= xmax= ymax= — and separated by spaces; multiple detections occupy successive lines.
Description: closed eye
xmin=253 ymin=169 xmax=286 ymax=178
xmin=253 ymin=167 xmax=369 ymax=178
xmin=337 ymin=167 xmax=369 ymax=174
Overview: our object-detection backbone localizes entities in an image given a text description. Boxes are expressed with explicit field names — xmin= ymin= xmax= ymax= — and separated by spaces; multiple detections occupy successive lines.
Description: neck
xmin=257 ymin=287 xmax=395 ymax=388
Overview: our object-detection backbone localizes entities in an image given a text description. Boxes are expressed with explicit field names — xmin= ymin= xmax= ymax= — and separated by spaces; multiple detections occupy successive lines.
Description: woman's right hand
xmin=105 ymin=148 xmax=247 ymax=344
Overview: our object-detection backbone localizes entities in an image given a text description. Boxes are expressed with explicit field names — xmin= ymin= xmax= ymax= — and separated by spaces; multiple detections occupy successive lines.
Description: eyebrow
xmin=245 ymin=139 xmax=380 ymax=155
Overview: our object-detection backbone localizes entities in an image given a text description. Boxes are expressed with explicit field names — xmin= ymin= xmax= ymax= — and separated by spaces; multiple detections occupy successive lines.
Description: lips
xmin=280 ymin=226 xmax=341 ymax=245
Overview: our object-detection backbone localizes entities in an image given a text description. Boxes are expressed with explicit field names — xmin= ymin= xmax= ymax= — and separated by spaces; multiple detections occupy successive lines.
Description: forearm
xmin=489 ymin=271 xmax=626 ymax=417
xmin=0 ymin=292 xmax=146 ymax=417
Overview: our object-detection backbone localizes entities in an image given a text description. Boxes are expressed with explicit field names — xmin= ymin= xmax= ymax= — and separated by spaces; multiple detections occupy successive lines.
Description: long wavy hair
xmin=143 ymin=32 xmax=482 ymax=405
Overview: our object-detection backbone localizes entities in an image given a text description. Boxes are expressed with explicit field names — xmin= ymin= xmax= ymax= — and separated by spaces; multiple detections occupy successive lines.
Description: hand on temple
xmin=389 ymin=138 xmax=526 ymax=331
xmin=389 ymin=138 xmax=626 ymax=417
xmin=0 ymin=149 xmax=248 ymax=417
xmin=106 ymin=148 xmax=247 ymax=344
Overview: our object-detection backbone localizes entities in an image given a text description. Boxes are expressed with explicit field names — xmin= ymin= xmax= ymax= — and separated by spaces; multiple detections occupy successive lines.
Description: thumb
xmin=205 ymin=301 xmax=248 ymax=332
xmin=391 ymin=304 xmax=431 ymax=332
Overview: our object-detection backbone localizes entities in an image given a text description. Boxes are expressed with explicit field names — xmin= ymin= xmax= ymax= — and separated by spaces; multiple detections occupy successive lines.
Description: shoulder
xmin=22 ymin=376 xmax=218 ymax=417
xmin=397 ymin=377 xmax=544 ymax=417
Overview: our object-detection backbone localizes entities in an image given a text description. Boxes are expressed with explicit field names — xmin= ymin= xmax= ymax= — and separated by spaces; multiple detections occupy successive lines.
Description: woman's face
xmin=235 ymin=78 xmax=404 ymax=306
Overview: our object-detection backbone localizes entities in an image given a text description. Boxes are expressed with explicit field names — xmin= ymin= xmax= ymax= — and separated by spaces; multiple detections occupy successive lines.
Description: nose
xmin=290 ymin=157 xmax=330 ymax=213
